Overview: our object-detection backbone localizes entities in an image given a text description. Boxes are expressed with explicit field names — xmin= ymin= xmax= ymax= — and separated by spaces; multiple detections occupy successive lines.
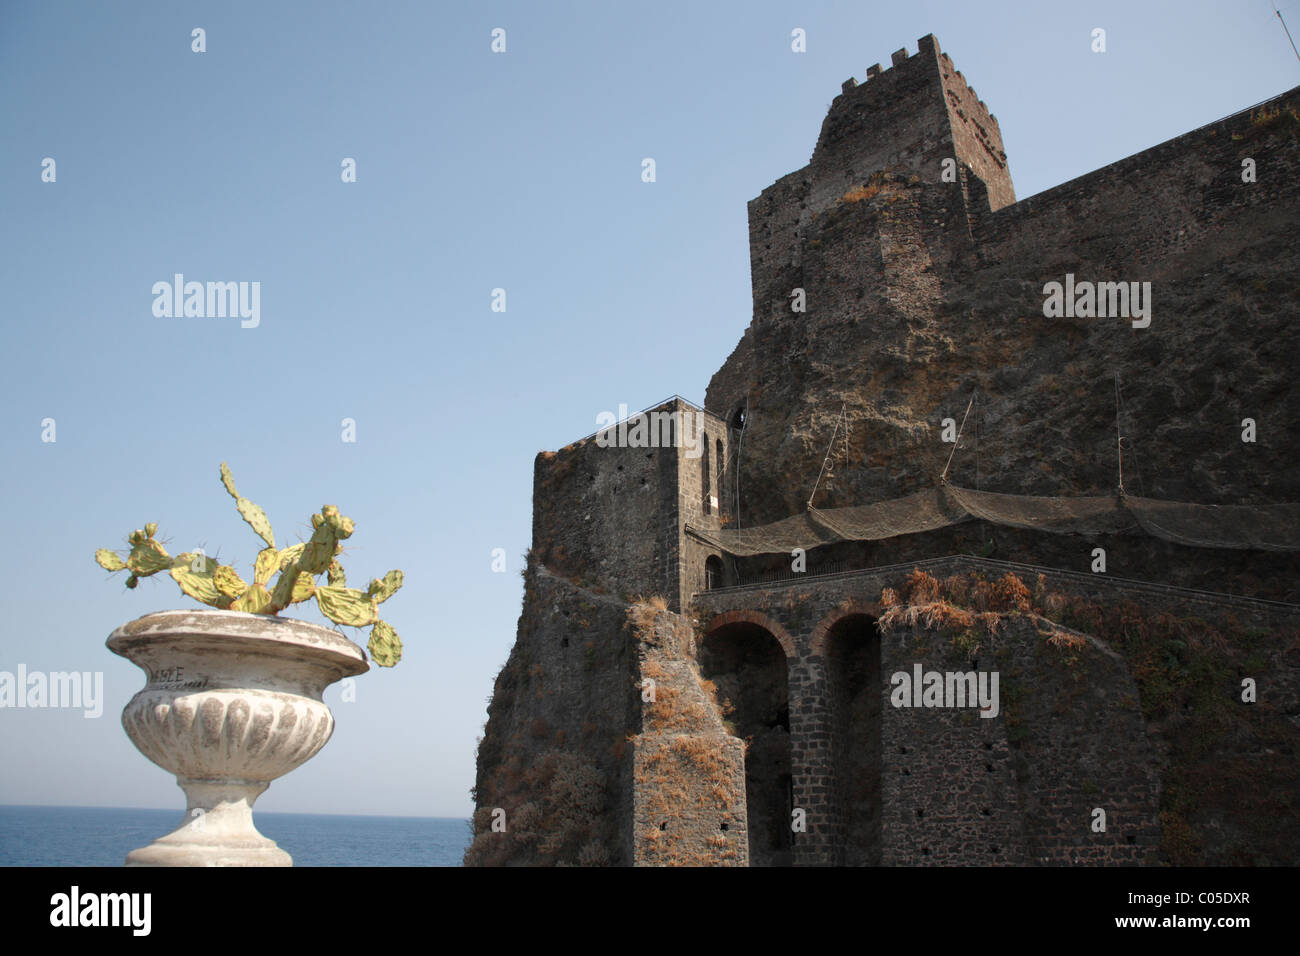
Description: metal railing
xmin=564 ymin=394 xmax=717 ymax=447
xmin=694 ymin=554 xmax=1300 ymax=614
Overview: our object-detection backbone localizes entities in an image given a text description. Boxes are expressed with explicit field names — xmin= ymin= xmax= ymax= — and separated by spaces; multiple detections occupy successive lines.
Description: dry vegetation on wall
xmin=628 ymin=594 xmax=734 ymax=737
xmin=626 ymin=594 xmax=667 ymax=637
xmin=640 ymin=658 xmax=730 ymax=735
xmin=464 ymin=564 xmax=636 ymax=867
xmin=878 ymin=568 xmax=1085 ymax=661
xmin=627 ymin=597 xmax=745 ymax=866
xmin=635 ymin=737 xmax=744 ymax=866
xmin=880 ymin=568 xmax=1300 ymax=865
xmin=1233 ymin=103 xmax=1300 ymax=141
xmin=464 ymin=749 xmax=610 ymax=867
xmin=1045 ymin=597 xmax=1300 ymax=865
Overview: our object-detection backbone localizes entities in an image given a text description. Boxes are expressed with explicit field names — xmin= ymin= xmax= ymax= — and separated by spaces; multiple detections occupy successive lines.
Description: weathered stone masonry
xmin=467 ymin=35 xmax=1300 ymax=866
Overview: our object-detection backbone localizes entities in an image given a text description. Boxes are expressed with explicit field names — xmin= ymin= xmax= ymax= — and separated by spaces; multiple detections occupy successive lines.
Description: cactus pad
xmin=170 ymin=554 xmax=230 ymax=609
xmin=213 ymin=564 xmax=247 ymax=599
xmin=126 ymin=538 xmax=172 ymax=576
xmin=291 ymin=571 xmax=316 ymax=603
xmin=315 ymin=586 xmax=377 ymax=627
xmin=236 ymin=497 xmax=275 ymax=549
xmin=368 ymin=619 xmax=403 ymax=667
xmin=96 ymin=549 xmax=127 ymax=572
xmin=253 ymin=547 xmax=279 ymax=586
xmin=219 ymin=462 xmax=238 ymax=499
xmin=231 ymin=584 xmax=272 ymax=614
xmin=367 ymin=570 xmax=404 ymax=604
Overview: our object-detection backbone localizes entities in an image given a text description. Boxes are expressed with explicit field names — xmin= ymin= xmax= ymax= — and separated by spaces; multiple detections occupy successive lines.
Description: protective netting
xmin=688 ymin=484 xmax=1300 ymax=556
xmin=1126 ymin=495 xmax=1300 ymax=551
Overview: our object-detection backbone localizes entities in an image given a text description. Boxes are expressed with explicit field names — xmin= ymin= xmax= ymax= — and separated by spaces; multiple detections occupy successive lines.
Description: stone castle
xmin=467 ymin=36 xmax=1300 ymax=866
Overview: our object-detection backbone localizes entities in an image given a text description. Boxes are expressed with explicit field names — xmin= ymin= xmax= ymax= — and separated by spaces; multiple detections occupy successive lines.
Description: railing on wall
xmin=566 ymin=394 xmax=717 ymax=447
xmin=693 ymin=554 xmax=1300 ymax=614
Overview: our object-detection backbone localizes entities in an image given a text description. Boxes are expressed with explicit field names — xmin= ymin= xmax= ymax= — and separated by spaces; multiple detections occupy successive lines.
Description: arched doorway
xmin=700 ymin=620 xmax=792 ymax=866
xmin=824 ymin=613 xmax=881 ymax=865
xmin=704 ymin=555 xmax=724 ymax=590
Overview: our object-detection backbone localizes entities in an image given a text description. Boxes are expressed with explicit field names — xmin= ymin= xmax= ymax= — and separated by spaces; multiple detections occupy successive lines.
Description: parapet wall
xmin=979 ymin=88 xmax=1300 ymax=278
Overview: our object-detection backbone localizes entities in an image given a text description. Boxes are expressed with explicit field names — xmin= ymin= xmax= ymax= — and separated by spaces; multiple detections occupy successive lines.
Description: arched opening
xmin=824 ymin=613 xmax=881 ymax=865
xmin=704 ymin=555 xmax=724 ymax=590
xmin=729 ymin=405 xmax=746 ymax=431
xmin=701 ymin=621 xmax=791 ymax=866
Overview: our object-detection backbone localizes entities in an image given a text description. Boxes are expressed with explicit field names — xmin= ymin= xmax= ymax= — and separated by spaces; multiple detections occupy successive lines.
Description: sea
xmin=0 ymin=805 xmax=470 ymax=867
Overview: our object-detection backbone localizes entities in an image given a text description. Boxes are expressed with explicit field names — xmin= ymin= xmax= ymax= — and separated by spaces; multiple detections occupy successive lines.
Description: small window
xmin=702 ymin=441 xmax=711 ymax=514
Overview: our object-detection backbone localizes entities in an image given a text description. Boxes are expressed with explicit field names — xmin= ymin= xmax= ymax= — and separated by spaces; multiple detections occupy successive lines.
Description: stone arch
xmin=809 ymin=601 xmax=879 ymax=657
xmin=704 ymin=609 xmax=796 ymax=659
xmin=701 ymin=610 xmax=794 ymax=867
xmin=816 ymin=607 xmax=882 ymax=866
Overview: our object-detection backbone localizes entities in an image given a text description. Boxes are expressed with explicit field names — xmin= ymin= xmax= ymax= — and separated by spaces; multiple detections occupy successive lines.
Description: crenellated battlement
xmin=807 ymin=35 xmax=1015 ymax=224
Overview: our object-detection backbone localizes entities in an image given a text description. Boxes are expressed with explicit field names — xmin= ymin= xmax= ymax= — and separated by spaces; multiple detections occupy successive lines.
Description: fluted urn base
xmin=107 ymin=610 xmax=368 ymax=867
xmin=126 ymin=780 xmax=290 ymax=867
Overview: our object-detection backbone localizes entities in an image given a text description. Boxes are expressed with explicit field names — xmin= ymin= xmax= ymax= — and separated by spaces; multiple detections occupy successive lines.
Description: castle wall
xmin=933 ymin=40 xmax=1014 ymax=211
xmin=476 ymin=39 xmax=1300 ymax=866
xmin=692 ymin=558 xmax=1256 ymax=865
xmin=464 ymin=568 xmax=640 ymax=866
xmin=978 ymin=91 xmax=1300 ymax=277
xmin=531 ymin=398 xmax=728 ymax=611
xmin=530 ymin=403 xmax=679 ymax=606
xmin=671 ymin=405 xmax=730 ymax=606
xmin=709 ymin=83 xmax=1300 ymax=525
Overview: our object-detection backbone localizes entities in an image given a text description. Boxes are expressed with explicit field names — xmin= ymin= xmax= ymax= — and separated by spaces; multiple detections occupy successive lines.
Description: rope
xmin=735 ymin=396 xmax=747 ymax=548
xmin=807 ymin=403 xmax=847 ymax=508
xmin=1276 ymin=2 xmax=1300 ymax=62
xmin=1115 ymin=374 xmax=1145 ymax=497
xmin=1114 ymin=373 xmax=1125 ymax=497
xmin=939 ymin=390 xmax=976 ymax=482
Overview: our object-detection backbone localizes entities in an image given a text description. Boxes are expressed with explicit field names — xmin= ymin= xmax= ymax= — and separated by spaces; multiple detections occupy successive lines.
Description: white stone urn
xmin=107 ymin=609 xmax=368 ymax=866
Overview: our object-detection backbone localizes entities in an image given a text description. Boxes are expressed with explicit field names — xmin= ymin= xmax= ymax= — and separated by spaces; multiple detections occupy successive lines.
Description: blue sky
xmin=1 ymin=1 xmax=1296 ymax=819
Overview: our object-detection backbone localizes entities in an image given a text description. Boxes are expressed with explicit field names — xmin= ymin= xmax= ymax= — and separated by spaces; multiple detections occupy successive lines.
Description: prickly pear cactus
xmin=94 ymin=462 xmax=407 ymax=666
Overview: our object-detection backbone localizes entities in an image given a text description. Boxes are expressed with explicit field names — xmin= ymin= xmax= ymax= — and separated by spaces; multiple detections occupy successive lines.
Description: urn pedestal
xmin=107 ymin=609 xmax=368 ymax=866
